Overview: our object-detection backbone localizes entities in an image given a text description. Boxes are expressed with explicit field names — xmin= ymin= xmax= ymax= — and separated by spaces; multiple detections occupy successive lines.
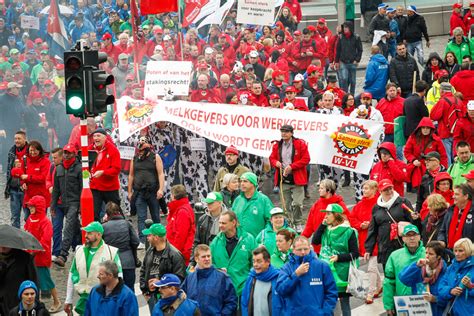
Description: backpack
xmin=443 ymin=97 xmax=464 ymax=134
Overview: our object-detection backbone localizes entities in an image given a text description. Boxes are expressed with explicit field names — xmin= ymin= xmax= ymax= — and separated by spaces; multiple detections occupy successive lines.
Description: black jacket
xmin=369 ymin=13 xmax=390 ymax=34
xmin=139 ymin=242 xmax=186 ymax=295
xmin=335 ymin=32 xmax=363 ymax=64
xmin=360 ymin=0 xmax=382 ymax=14
xmin=364 ymin=196 xmax=420 ymax=265
xmin=403 ymin=94 xmax=429 ymax=138
xmin=394 ymin=15 xmax=407 ymax=42
xmin=51 ymin=158 xmax=82 ymax=209
xmin=438 ymin=203 xmax=474 ymax=248
xmin=405 ymin=14 xmax=429 ymax=43
xmin=421 ymin=210 xmax=447 ymax=245
xmin=8 ymin=302 xmax=50 ymax=316
xmin=389 ymin=53 xmax=419 ymax=94
xmin=189 ymin=211 xmax=220 ymax=267
xmin=4 ymin=143 xmax=28 ymax=197
xmin=0 ymin=249 xmax=38 ymax=316
xmin=415 ymin=167 xmax=446 ymax=213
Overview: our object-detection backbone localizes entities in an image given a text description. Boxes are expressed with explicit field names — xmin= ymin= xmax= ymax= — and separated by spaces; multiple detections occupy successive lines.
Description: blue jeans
xmin=10 ymin=189 xmax=24 ymax=228
xmin=407 ymin=41 xmax=424 ymax=65
xmin=135 ymin=191 xmax=161 ymax=243
xmin=52 ymin=205 xmax=65 ymax=257
xmin=340 ymin=62 xmax=357 ymax=95
xmin=442 ymin=137 xmax=453 ymax=166
xmin=122 ymin=268 xmax=136 ymax=293
xmin=340 ymin=296 xmax=351 ymax=316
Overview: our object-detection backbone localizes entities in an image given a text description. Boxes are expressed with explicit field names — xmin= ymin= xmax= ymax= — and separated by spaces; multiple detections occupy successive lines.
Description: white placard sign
xmin=190 ymin=138 xmax=207 ymax=151
xmin=118 ymin=146 xmax=135 ymax=160
xmin=21 ymin=16 xmax=40 ymax=30
xmin=144 ymin=61 xmax=193 ymax=99
xmin=394 ymin=295 xmax=433 ymax=316
xmin=236 ymin=0 xmax=274 ymax=26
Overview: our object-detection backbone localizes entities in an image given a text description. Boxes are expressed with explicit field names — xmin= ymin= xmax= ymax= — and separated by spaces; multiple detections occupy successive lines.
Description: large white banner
xmin=144 ymin=61 xmax=193 ymax=99
xmin=237 ymin=0 xmax=275 ymax=26
xmin=117 ymin=97 xmax=385 ymax=174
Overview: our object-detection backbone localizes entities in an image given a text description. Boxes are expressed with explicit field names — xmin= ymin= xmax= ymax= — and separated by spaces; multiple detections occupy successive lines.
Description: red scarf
xmin=63 ymin=157 xmax=75 ymax=170
xmin=448 ymin=200 xmax=472 ymax=248
xmin=422 ymin=259 xmax=443 ymax=285
xmin=15 ymin=145 xmax=28 ymax=160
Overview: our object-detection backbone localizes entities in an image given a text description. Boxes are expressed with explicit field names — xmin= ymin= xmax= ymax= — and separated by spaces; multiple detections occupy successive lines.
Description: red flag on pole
xmin=182 ymin=0 xmax=210 ymax=27
xmin=140 ymin=0 xmax=178 ymax=15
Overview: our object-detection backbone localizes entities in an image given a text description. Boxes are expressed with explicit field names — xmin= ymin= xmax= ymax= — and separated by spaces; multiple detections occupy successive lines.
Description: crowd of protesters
xmin=1 ymin=0 xmax=474 ymax=315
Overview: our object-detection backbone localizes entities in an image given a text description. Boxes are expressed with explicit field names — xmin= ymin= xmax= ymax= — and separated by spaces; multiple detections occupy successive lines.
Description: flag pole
xmin=178 ymin=0 xmax=184 ymax=61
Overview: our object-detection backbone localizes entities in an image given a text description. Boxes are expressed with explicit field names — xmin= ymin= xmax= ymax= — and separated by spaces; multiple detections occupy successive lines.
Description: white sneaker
xmin=52 ymin=255 xmax=57 ymax=261
xmin=137 ymin=242 xmax=145 ymax=250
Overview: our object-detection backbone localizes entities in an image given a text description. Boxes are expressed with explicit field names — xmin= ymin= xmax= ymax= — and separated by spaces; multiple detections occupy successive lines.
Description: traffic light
xmin=64 ymin=51 xmax=86 ymax=117
xmin=87 ymin=52 xmax=115 ymax=116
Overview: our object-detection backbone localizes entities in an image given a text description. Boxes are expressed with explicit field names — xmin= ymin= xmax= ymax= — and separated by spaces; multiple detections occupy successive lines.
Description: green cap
xmin=270 ymin=207 xmax=285 ymax=216
xmin=322 ymin=203 xmax=344 ymax=213
xmin=402 ymin=224 xmax=420 ymax=236
xmin=240 ymin=172 xmax=258 ymax=187
xmin=82 ymin=221 xmax=104 ymax=234
xmin=143 ymin=223 xmax=166 ymax=237
xmin=9 ymin=48 xmax=19 ymax=55
xmin=202 ymin=192 xmax=223 ymax=204
xmin=40 ymin=49 xmax=49 ymax=55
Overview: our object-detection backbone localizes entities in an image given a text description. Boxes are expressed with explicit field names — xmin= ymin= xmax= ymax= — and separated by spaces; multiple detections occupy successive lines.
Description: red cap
xmin=34 ymin=38 xmax=43 ymax=44
xmin=225 ymin=145 xmax=239 ymax=156
xmin=453 ymin=3 xmax=463 ymax=9
xmin=269 ymin=94 xmax=281 ymax=100
xmin=307 ymin=64 xmax=319 ymax=74
xmin=11 ymin=62 xmax=21 ymax=68
xmin=378 ymin=179 xmax=394 ymax=191
xmin=470 ymin=1 xmax=474 ymax=6
xmin=318 ymin=18 xmax=327 ymax=24
xmin=30 ymin=91 xmax=42 ymax=99
xmin=44 ymin=79 xmax=54 ymax=86
xmin=102 ymin=33 xmax=112 ymax=40
xmin=462 ymin=170 xmax=474 ymax=180
xmin=272 ymin=69 xmax=283 ymax=79
xmin=153 ymin=28 xmax=163 ymax=34
xmin=434 ymin=69 xmax=449 ymax=79
xmin=55 ymin=63 xmax=64 ymax=70
xmin=219 ymin=33 xmax=227 ymax=38
xmin=285 ymin=86 xmax=297 ymax=93
xmin=293 ymin=30 xmax=301 ymax=36
xmin=63 ymin=143 xmax=77 ymax=154
xmin=307 ymin=25 xmax=316 ymax=32
xmin=361 ymin=92 xmax=372 ymax=99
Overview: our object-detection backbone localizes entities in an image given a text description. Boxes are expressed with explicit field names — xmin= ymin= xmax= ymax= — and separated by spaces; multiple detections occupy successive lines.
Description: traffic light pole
xmin=79 ymin=118 xmax=94 ymax=242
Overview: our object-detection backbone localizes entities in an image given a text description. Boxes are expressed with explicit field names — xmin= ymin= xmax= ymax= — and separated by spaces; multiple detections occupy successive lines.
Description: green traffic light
xmin=68 ymin=96 xmax=83 ymax=110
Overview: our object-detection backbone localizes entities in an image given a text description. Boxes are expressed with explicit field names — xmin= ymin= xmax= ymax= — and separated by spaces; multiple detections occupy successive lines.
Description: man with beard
xmin=64 ymin=222 xmax=122 ymax=315
xmin=190 ymin=73 xmax=222 ymax=103
xmin=214 ymin=145 xmax=250 ymax=191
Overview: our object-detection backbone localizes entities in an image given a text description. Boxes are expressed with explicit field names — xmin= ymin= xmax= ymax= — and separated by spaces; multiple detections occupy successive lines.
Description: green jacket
xmin=232 ymin=190 xmax=273 ymax=237
xmin=394 ymin=116 xmax=406 ymax=146
xmin=448 ymin=155 xmax=474 ymax=186
xmin=445 ymin=38 xmax=471 ymax=65
xmin=345 ymin=0 xmax=355 ymax=20
xmin=255 ymin=222 xmax=295 ymax=255
xmin=383 ymin=244 xmax=426 ymax=311
xmin=319 ymin=224 xmax=358 ymax=292
xmin=271 ymin=248 xmax=291 ymax=269
xmin=210 ymin=227 xmax=256 ymax=296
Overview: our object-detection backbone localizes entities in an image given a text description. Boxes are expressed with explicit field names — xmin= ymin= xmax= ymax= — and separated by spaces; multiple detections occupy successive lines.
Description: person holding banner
xmin=269 ymin=124 xmax=310 ymax=232
xmin=190 ymin=73 xmax=222 ymax=103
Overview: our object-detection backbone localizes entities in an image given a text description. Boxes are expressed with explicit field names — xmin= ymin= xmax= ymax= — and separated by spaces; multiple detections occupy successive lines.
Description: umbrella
xmin=40 ymin=5 xmax=74 ymax=15
xmin=0 ymin=224 xmax=43 ymax=251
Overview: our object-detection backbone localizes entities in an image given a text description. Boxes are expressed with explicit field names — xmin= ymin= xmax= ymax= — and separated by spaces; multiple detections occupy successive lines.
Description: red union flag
xmin=182 ymin=0 xmax=210 ymax=27
xmin=140 ymin=0 xmax=178 ymax=14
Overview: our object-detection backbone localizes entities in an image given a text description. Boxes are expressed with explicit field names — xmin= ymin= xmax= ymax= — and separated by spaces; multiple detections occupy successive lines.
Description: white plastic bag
xmin=346 ymin=260 xmax=369 ymax=300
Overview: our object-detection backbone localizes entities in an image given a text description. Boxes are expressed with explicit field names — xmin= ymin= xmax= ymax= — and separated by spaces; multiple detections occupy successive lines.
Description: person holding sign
xmin=398 ymin=241 xmax=448 ymax=316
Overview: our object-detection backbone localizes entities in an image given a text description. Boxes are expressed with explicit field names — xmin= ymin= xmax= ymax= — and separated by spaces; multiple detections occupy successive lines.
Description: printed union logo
xmin=125 ymin=101 xmax=153 ymax=123
xmin=330 ymin=122 xmax=372 ymax=158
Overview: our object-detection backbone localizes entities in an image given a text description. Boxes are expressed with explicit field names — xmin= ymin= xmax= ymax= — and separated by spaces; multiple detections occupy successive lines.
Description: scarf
xmin=249 ymin=265 xmax=280 ymax=282
xmin=426 ymin=209 xmax=448 ymax=233
xmin=344 ymin=31 xmax=351 ymax=39
xmin=226 ymin=159 xmax=239 ymax=174
xmin=16 ymin=145 xmax=28 ymax=160
xmin=377 ymin=191 xmax=400 ymax=210
xmin=428 ymin=166 xmax=441 ymax=178
xmin=431 ymin=65 xmax=440 ymax=74
xmin=158 ymin=292 xmax=179 ymax=309
xmin=63 ymin=157 xmax=75 ymax=170
xmin=422 ymin=259 xmax=443 ymax=285
xmin=448 ymin=200 xmax=472 ymax=248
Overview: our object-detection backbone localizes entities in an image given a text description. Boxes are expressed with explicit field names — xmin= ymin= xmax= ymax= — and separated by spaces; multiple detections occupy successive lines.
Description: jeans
xmin=135 ymin=191 xmax=161 ymax=243
xmin=122 ymin=268 xmax=136 ymax=293
xmin=407 ymin=41 xmax=424 ymax=65
xmin=52 ymin=205 xmax=66 ymax=257
xmin=340 ymin=296 xmax=351 ymax=316
xmin=281 ymin=183 xmax=305 ymax=226
xmin=339 ymin=62 xmax=357 ymax=95
xmin=9 ymin=189 xmax=24 ymax=228
xmin=59 ymin=204 xmax=81 ymax=260
xmin=91 ymin=189 xmax=121 ymax=221
xmin=442 ymin=137 xmax=453 ymax=166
